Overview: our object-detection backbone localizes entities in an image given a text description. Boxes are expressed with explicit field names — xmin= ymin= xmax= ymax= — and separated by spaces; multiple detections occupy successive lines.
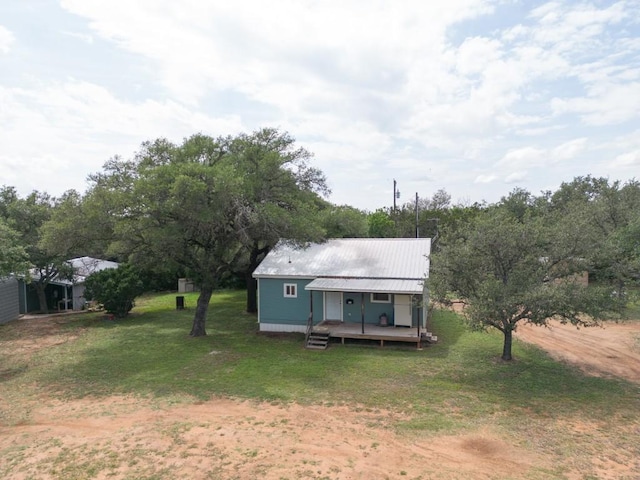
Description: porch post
xmin=310 ymin=289 xmax=314 ymax=322
xmin=361 ymin=292 xmax=365 ymax=334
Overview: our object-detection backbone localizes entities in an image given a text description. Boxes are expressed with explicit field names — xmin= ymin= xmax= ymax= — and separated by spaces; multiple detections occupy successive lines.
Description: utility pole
xmin=415 ymin=192 xmax=419 ymax=238
xmin=393 ymin=179 xmax=400 ymax=211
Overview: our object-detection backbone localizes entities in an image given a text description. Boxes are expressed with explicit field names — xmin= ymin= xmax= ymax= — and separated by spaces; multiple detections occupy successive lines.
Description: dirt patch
xmin=516 ymin=320 xmax=640 ymax=384
xmin=447 ymin=301 xmax=640 ymax=384
xmin=0 ymin=396 xmax=544 ymax=480
xmin=1 ymin=312 xmax=638 ymax=479
xmin=0 ymin=313 xmax=89 ymax=359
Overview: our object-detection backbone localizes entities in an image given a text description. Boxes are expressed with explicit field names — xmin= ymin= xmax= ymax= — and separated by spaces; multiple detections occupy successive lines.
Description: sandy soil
xmin=1 ymin=313 xmax=639 ymax=479
xmin=515 ymin=319 xmax=640 ymax=384
xmin=1 ymin=396 xmax=545 ymax=480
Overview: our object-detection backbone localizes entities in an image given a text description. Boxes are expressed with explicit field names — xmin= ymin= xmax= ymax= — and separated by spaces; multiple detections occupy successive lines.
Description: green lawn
xmin=1 ymin=289 xmax=639 ymax=476
xmin=2 ymin=291 xmax=637 ymax=423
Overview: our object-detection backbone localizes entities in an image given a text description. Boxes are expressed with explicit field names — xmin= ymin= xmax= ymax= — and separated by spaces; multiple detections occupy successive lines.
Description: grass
xmin=1 ymin=290 xmax=639 ymax=477
xmin=2 ymin=291 xmax=638 ymax=415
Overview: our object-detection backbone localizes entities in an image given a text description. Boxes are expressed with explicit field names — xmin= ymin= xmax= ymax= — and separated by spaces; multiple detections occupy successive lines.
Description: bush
xmin=84 ymin=264 xmax=145 ymax=318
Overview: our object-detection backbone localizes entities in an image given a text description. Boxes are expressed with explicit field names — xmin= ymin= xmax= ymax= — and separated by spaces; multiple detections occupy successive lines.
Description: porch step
xmin=421 ymin=332 xmax=438 ymax=343
xmin=306 ymin=331 xmax=330 ymax=350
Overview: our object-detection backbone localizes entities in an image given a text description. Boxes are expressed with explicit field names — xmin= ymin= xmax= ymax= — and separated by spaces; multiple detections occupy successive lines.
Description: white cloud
xmin=0 ymin=25 xmax=14 ymax=54
xmin=611 ymin=150 xmax=640 ymax=167
xmin=61 ymin=31 xmax=94 ymax=44
xmin=552 ymin=82 xmax=640 ymax=126
xmin=475 ymin=174 xmax=498 ymax=184
xmin=0 ymin=81 xmax=245 ymax=196
xmin=497 ymin=146 xmax=546 ymax=169
xmin=492 ymin=138 xmax=590 ymax=188
xmin=552 ymin=138 xmax=587 ymax=160
xmin=59 ymin=0 xmax=494 ymax=107
xmin=456 ymin=36 xmax=503 ymax=75
xmin=1 ymin=1 xmax=639 ymax=209
xmin=504 ymin=171 xmax=528 ymax=183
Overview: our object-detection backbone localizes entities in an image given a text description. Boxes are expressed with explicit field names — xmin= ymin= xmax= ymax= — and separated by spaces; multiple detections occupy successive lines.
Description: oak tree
xmin=431 ymin=205 xmax=619 ymax=361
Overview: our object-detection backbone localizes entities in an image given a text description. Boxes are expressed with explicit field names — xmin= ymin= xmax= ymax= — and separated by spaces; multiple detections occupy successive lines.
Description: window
xmin=284 ymin=283 xmax=297 ymax=298
xmin=370 ymin=292 xmax=391 ymax=303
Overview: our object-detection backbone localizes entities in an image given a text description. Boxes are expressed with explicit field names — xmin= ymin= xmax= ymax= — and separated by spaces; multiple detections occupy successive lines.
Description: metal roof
xmin=27 ymin=257 xmax=119 ymax=285
xmin=253 ymin=238 xmax=430 ymax=280
xmin=305 ymin=277 xmax=424 ymax=294
xmin=67 ymin=257 xmax=119 ymax=283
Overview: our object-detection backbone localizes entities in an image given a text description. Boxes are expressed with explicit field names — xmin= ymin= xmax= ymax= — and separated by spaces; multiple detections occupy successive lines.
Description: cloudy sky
xmin=1 ymin=1 xmax=639 ymax=210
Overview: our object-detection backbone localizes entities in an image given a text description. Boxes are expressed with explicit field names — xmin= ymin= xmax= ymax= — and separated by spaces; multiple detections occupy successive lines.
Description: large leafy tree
xmin=319 ymin=203 xmax=368 ymax=238
xmin=367 ymin=209 xmax=397 ymax=237
xmin=548 ymin=176 xmax=640 ymax=304
xmin=0 ymin=187 xmax=72 ymax=313
xmin=40 ymin=189 xmax=116 ymax=260
xmin=431 ymin=205 xmax=619 ymax=361
xmin=225 ymin=128 xmax=329 ymax=313
xmin=91 ymin=137 xmax=246 ymax=336
xmin=89 ymin=129 xmax=328 ymax=335
xmin=0 ymin=219 xmax=29 ymax=277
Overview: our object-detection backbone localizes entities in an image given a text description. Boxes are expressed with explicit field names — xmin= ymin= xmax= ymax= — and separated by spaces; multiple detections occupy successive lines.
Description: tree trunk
xmin=35 ymin=282 xmax=49 ymax=314
xmin=190 ymin=285 xmax=213 ymax=337
xmin=502 ymin=328 xmax=513 ymax=361
xmin=245 ymin=244 xmax=269 ymax=314
xmin=246 ymin=273 xmax=258 ymax=313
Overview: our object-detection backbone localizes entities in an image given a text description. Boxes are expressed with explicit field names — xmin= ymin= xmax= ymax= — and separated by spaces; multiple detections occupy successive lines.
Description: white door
xmin=324 ymin=292 xmax=343 ymax=321
xmin=394 ymin=295 xmax=412 ymax=327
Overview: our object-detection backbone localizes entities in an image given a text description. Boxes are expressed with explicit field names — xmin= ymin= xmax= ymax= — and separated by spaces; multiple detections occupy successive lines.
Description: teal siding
xmin=258 ymin=280 xmax=427 ymax=328
xmin=345 ymin=293 xmax=423 ymax=327
xmin=310 ymin=290 xmax=323 ymax=323
xmin=365 ymin=293 xmax=394 ymax=325
xmin=342 ymin=292 xmax=390 ymax=325
xmin=258 ymin=278 xmax=314 ymax=326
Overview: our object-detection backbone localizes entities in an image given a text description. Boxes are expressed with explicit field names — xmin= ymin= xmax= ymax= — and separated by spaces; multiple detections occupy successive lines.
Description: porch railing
xmin=304 ymin=312 xmax=314 ymax=344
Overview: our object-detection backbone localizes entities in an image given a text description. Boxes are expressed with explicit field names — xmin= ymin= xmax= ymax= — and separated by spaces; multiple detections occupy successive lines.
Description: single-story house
xmin=253 ymin=238 xmax=432 ymax=347
xmin=0 ymin=276 xmax=20 ymax=324
xmin=18 ymin=256 xmax=119 ymax=314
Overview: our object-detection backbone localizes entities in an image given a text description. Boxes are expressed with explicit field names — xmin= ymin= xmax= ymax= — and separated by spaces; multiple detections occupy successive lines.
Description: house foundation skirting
xmin=259 ymin=323 xmax=307 ymax=333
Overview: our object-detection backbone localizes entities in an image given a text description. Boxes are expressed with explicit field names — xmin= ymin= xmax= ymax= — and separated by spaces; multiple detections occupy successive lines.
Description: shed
xmin=18 ymin=257 xmax=119 ymax=314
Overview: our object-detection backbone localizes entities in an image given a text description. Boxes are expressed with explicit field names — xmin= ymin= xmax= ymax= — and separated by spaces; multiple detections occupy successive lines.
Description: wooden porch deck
xmin=311 ymin=321 xmax=436 ymax=347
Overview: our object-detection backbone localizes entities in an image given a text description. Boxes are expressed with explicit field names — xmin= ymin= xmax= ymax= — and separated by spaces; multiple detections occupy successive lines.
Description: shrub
xmin=84 ymin=264 xmax=145 ymax=318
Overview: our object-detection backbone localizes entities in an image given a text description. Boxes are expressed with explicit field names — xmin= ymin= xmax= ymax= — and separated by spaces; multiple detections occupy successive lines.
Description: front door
xmin=324 ymin=292 xmax=343 ymax=321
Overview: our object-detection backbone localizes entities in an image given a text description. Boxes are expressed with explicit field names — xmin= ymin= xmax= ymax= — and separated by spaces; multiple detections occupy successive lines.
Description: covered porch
xmin=311 ymin=320 xmax=437 ymax=348
xmin=304 ymin=276 xmax=436 ymax=349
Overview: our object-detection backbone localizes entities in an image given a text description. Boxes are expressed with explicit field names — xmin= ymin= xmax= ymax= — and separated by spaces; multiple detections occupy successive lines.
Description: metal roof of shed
xmin=26 ymin=257 xmax=119 ymax=286
xmin=305 ymin=277 xmax=424 ymax=294
xmin=253 ymin=238 xmax=430 ymax=280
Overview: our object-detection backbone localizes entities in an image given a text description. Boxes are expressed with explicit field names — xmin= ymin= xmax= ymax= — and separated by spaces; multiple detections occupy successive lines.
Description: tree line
xmin=2 ymin=127 xmax=638 ymax=357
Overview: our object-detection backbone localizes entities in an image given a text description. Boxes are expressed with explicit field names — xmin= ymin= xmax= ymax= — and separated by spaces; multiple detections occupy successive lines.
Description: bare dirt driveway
xmin=515 ymin=319 xmax=640 ymax=384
